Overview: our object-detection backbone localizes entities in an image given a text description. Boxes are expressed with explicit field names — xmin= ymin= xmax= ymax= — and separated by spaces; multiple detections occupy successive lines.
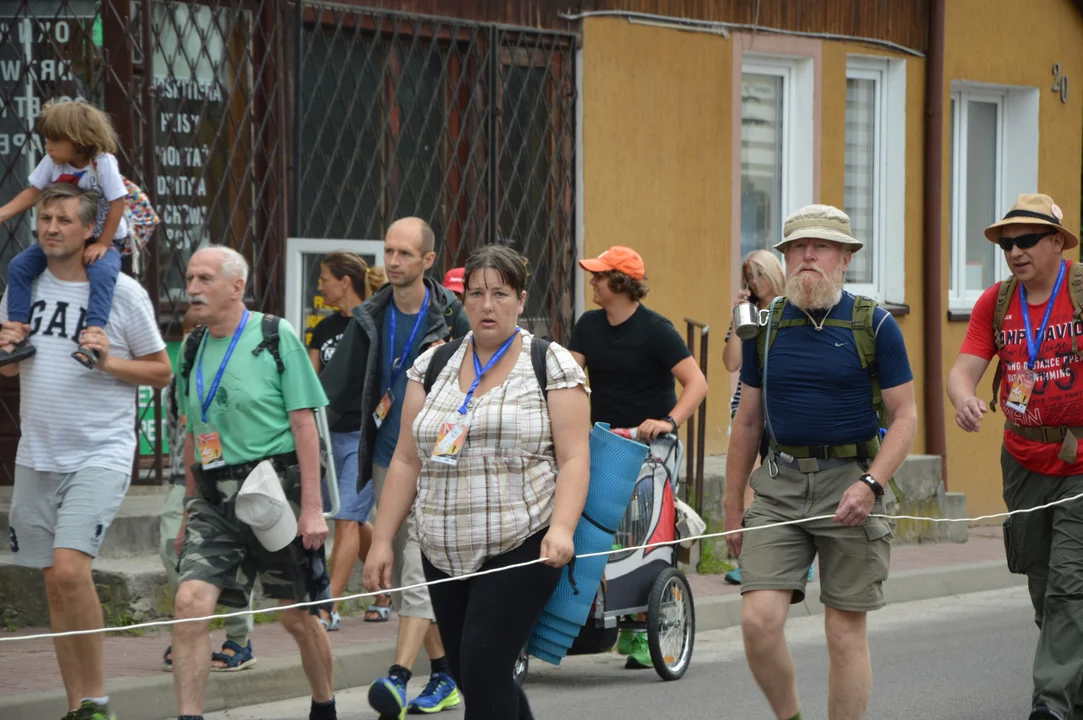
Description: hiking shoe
xmin=624 ymin=631 xmax=651 ymax=669
xmin=68 ymin=701 xmax=116 ymax=720
xmin=369 ymin=673 xmax=408 ymax=719
xmin=724 ymin=567 xmax=741 ymax=585
xmin=407 ymin=672 xmax=461 ymax=714
xmin=1030 ymin=704 xmax=1067 ymax=720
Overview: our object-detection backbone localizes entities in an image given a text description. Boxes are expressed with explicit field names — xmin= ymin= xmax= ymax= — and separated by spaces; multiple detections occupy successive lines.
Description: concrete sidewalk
xmin=0 ymin=528 xmax=1016 ymax=720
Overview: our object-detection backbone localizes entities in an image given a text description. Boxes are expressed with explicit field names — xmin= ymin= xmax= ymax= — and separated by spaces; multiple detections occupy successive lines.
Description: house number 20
xmin=1053 ymin=63 xmax=1069 ymax=103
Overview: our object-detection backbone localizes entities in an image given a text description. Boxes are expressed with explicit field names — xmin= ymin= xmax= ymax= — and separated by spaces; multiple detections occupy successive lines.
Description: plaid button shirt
xmin=407 ymin=332 xmax=589 ymax=576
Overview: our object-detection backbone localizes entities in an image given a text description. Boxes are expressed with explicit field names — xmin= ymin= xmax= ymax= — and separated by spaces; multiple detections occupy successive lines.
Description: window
xmin=739 ymin=55 xmax=813 ymax=261
xmin=948 ymin=84 xmax=1039 ymax=310
xmin=844 ymin=56 xmax=906 ymax=304
xmin=740 ymin=71 xmax=785 ymax=258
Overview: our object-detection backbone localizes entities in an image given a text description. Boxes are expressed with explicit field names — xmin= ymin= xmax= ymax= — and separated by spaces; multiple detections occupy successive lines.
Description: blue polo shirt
xmin=739 ymin=292 xmax=913 ymax=447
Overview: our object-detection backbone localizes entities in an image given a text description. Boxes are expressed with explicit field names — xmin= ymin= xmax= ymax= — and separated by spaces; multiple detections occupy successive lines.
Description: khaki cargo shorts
xmin=738 ymin=456 xmax=892 ymax=612
xmin=178 ymin=466 xmax=331 ymax=610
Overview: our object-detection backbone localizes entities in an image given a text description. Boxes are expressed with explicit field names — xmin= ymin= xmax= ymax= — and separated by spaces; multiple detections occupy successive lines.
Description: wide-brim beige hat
xmin=984 ymin=193 xmax=1079 ymax=250
xmin=773 ymin=204 xmax=864 ymax=253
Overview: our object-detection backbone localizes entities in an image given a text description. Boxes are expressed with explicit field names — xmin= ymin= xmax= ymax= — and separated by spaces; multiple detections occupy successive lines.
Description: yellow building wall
xmin=581 ymin=18 xmax=733 ymax=453
xmin=941 ymin=0 xmax=1083 ymax=516
xmin=581 ymin=4 xmax=1083 ymax=508
xmin=819 ymin=43 xmax=929 ymax=459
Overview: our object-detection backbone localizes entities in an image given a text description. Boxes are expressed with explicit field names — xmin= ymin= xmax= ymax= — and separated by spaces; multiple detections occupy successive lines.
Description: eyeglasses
xmin=998 ymin=230 xmax=1057 ymax=252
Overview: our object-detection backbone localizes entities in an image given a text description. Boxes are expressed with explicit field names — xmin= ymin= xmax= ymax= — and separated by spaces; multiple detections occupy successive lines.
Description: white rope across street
xmin=3 ymin=490 xmax=1079 ymax=644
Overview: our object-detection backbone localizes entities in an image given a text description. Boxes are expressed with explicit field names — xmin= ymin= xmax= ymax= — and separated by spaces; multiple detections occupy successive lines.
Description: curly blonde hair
xmin=37 ymin=100 xmax=119 ymax=158
xmin=365 ymin=265 xmax=388 ymax=297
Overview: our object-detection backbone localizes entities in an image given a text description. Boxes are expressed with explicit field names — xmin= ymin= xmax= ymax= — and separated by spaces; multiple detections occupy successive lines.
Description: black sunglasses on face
xmin=998 ymin=230 xmax=1057 ymax=252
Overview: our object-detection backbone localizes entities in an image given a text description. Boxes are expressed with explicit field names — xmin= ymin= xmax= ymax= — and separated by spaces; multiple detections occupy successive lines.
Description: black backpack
xmin=423 ymin=335 xmax=550 ymax=396
xmin=179 ymin=313 xmax=285 ymax=382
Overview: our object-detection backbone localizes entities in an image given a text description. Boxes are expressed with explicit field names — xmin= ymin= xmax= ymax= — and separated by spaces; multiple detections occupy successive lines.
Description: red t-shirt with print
xmin=960 ymin=260 xmax=1083 ymax=476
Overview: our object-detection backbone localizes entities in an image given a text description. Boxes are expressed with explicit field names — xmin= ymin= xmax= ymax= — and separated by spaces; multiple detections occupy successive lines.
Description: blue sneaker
xmin=369 ymin=673 xmax=408 ymax=720
xmin=407 ymin=672 xmax=461 ymax=714
xmin=808 ymin=565 xmax=815 ymax=582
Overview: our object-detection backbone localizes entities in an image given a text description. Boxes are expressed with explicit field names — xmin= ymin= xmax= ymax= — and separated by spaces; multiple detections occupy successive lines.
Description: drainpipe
xmin=922 ymin=0 xmax=948 ymax=487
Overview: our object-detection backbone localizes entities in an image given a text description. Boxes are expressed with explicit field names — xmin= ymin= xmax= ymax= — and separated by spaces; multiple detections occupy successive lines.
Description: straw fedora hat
xmin=984 ymin=193 xmax=1079 ymax=250
xmin=774 ymin=204 xmax=864 ymax=253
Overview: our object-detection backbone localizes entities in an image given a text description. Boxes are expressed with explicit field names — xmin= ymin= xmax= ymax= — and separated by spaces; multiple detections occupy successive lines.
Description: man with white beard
xmin=723 ymin=204 xmax=918 ymax=720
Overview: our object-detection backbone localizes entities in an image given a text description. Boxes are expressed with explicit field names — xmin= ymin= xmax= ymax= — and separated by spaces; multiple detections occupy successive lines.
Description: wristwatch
xmin=662 ymin=415 xmax=678 ymax=433
xmin=858 ymin=473 xmax=884 ymax=499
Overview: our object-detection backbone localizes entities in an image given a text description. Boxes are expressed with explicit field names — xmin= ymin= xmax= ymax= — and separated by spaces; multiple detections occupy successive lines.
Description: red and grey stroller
xmin=516 ymin=431 xmax=698 ymax=683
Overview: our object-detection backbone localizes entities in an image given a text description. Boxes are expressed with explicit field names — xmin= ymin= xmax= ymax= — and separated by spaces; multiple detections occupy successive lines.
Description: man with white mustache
xmin=724 ymin=204 xmax=918 ymax=720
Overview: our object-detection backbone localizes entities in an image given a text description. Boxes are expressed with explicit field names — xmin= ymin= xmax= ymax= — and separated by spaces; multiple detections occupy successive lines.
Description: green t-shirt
xmin=176 ymin=312 xmax=328 ymax=465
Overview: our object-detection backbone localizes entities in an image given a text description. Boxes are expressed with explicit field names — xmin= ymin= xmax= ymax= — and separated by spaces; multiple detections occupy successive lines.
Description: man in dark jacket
xmin=320 ymin=217 xmax=468 ymax=718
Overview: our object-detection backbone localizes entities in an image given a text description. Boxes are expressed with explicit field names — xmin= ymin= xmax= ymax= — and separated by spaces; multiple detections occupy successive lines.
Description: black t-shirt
xmin=309 ymin=313 xmax=364 ymax=432
xmin=569 ymin=305 xmax=692 ymax=429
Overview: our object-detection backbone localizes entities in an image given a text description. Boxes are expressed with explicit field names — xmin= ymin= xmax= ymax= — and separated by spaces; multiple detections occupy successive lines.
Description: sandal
xmin=0 ymin=340 xmax=35 ymax=368
xmin=319 ymin=609 xmax=341 ymax=632
xmin=71 ymin=345 xmax=100 ymax=369
xmin=210 ymin=640 xmax=257 ymax=672
xmin=364 ymin=597 xmax=392 ymax=623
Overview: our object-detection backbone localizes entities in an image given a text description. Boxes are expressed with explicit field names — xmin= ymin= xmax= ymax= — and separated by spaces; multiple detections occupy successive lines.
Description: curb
xmin=0 ymin=560 xmax=1026 ymax=720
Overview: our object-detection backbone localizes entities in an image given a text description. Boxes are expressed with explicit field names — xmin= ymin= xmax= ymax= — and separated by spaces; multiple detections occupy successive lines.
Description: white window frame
xmin=844 ymin=55 xmax=906 ymax=305
xmin=948 ymin=82 xmax=1039 ymax=312
xmin=284 ymin=237 xmax=385 ymax=338
xmin=740 ymin=53 xmax=814 ymax=259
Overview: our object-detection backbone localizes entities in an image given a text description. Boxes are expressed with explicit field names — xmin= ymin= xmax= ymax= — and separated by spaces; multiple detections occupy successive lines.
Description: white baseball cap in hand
xmin=235 ymin=460 xmax=297 ymax=552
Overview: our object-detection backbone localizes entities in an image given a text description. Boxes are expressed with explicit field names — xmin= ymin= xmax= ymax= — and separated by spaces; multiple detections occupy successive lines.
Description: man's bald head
xmin=387 ymin=217 xmax=435 ymax=255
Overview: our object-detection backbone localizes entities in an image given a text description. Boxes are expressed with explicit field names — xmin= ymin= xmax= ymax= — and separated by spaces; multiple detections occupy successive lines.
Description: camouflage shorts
xmin=177 ymin=465 xmax=331 ymax=611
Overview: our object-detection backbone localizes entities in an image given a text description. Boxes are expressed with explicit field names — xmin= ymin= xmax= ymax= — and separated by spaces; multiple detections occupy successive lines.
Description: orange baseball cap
xmin=443 ymin=267 xmax=465 ymax=294
xmin=578 ymin=246 xmax=646 ymax=280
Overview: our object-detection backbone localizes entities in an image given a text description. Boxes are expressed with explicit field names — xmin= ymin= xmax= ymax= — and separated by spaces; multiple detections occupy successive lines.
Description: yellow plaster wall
xmin=941 ymin=0 xmax=1083 ymax=516
xmin=819 ymin=43 xmax=929 ymax=459
xmin=581 ymin=18 xmax=733 ymax=453
xmin=580 ymin=3 xmax=1083 ymax=505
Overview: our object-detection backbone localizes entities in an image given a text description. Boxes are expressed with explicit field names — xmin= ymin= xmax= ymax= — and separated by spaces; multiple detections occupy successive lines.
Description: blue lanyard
xmin=195 ymin=309 xmax=250 ymax=423
xmin=459 ymin=329 xmax=520 ymax=414
xmin=387 ymin=289 xmax=430 ymax=391
xmin=1020 ymin=259 xmax=1067 ymax=370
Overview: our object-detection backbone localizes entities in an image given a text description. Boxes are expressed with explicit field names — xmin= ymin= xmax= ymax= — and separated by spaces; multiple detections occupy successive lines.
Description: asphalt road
xmin=206 ymin=587 xmax=1038 ymax=720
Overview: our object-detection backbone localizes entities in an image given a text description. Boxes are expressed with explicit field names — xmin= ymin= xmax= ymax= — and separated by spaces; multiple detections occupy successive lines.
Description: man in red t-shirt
xmin=947 ymin=193 xmax=1083 ymax=720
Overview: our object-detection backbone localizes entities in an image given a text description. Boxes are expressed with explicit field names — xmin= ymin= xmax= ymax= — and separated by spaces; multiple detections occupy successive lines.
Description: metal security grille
xmin=0 ymin=0 xmax=286 ymax=483
xmin=295 ymin=4 xmax=578 ymax=340
xmin=0 ymin=2 xmax=576 ymax=485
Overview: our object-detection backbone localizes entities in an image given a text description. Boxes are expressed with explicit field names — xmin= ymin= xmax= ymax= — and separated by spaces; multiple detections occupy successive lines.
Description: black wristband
xmin=859 ymin=474 xmax=884 ymax=499
xmin=663 ymin=415 xmax=678 ymax=432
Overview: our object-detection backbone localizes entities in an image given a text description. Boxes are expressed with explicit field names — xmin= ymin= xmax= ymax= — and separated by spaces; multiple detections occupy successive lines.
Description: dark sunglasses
xmin=998 ymin=230 xmax=1057 ymax=252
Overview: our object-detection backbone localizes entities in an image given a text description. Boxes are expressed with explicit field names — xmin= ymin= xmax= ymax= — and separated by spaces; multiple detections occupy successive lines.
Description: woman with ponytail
xmin=307 ymin=251 xmax=392 ymax=629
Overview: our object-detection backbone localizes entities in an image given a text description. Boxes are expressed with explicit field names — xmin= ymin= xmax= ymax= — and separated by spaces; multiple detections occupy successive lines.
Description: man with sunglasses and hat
xmin=948 ymin=194 xmax=1083 ymax=720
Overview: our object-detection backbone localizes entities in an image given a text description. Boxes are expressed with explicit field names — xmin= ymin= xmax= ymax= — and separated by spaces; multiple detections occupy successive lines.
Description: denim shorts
xmin=323 ymin=430 xmax=375 ymax=523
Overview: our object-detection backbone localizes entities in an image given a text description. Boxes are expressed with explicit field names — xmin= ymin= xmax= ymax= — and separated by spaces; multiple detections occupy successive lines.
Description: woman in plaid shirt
xmin=364 ymin=244 xmax=591 ymax=719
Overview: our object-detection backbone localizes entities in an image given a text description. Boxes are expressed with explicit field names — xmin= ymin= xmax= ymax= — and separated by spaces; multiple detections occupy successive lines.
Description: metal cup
xmin=733 ymin=302 xmax=760 ymax=340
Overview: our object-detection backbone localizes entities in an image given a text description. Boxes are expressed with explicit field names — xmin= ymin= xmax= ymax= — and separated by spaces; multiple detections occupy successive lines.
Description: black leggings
xmin=422 ymin=529 xmax=560 ymax=720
